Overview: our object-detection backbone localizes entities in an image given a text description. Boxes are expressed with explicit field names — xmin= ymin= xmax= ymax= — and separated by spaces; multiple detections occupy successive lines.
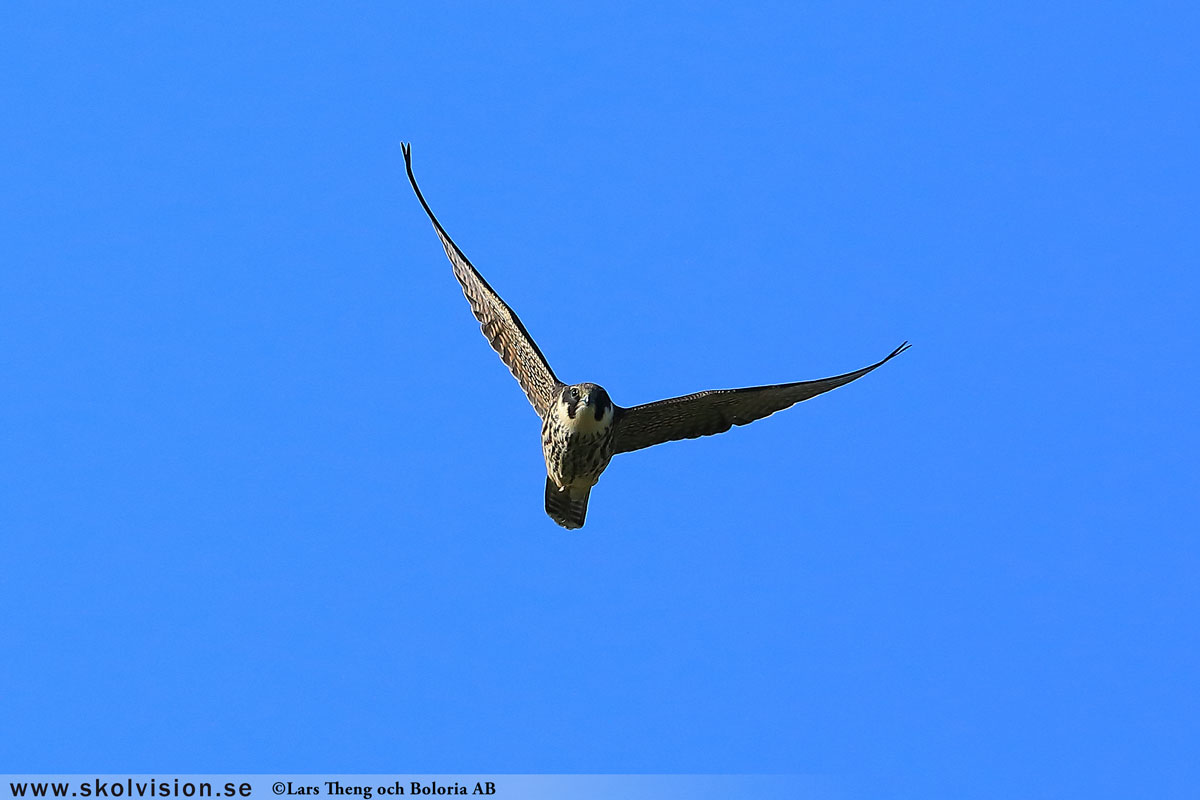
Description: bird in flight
xmin=403 ymin=144 xmax=909 ymax=529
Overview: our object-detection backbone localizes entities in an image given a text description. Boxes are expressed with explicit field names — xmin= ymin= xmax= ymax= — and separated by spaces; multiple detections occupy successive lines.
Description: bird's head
xmin=556 ymin=382 xmax=614 ymax=431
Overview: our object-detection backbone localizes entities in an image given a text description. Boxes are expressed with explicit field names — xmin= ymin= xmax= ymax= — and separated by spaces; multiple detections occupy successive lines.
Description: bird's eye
xmin=569 ymin=387 xmax=579 ymax=399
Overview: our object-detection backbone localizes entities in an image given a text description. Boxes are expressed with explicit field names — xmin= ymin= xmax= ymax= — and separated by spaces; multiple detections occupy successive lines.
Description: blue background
xmin=2 ymin=2 xmax=1196 ymax=797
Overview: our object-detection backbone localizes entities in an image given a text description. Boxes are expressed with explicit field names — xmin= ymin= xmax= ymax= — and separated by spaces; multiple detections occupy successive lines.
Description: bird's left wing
xmin=611 ymin=342 xmax=910 ymax=454
xmin=403 ymin=144 xmax=563 ymax=418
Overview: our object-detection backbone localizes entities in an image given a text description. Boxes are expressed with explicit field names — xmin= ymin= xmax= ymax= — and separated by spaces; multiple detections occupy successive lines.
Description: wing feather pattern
xmin=612 ymin=342 xmax=910 ymax=454
xmin=403 ymin=144 xmax=563 ymax=418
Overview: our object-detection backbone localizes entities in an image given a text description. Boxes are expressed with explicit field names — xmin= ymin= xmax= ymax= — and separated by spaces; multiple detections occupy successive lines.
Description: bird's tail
xmin=545 ymin=477 xmax=589 ymax=530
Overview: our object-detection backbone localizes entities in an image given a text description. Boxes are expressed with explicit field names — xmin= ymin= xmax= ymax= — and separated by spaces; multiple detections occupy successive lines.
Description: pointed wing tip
xmin=889 ymin=341 xmax=912 ymax=360
xmin=403 ymin=142 xmax=430 ymax=211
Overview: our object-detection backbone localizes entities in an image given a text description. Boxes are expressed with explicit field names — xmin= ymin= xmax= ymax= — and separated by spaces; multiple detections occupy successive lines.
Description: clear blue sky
xmin=2 ymin=2 xmax=1196 ymax=797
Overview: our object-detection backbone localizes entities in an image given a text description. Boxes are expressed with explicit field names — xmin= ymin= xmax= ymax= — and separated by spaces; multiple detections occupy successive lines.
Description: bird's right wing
xmin=403 ymin=144 xmax=563 ymax=419
xmin=611 ymin=342 xmax=910 ymax=454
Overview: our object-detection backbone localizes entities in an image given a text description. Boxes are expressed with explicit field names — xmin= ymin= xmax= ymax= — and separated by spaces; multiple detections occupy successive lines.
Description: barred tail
xmin=545 ymin=477 xmax=590 ymax=529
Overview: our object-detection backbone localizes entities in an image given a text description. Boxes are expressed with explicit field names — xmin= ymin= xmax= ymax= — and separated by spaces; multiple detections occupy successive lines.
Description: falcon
xmin=403 ymin=144 xmax=909 ymax=529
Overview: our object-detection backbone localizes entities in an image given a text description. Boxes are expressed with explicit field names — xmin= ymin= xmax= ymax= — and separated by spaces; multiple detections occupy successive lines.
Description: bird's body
xmin=542 ymin=383 xmax=616 ymax=496
xmin=402 ymin=143 xmax=909 ymax=529
xmin=540 ymin=383 xmax=617 ymax=527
